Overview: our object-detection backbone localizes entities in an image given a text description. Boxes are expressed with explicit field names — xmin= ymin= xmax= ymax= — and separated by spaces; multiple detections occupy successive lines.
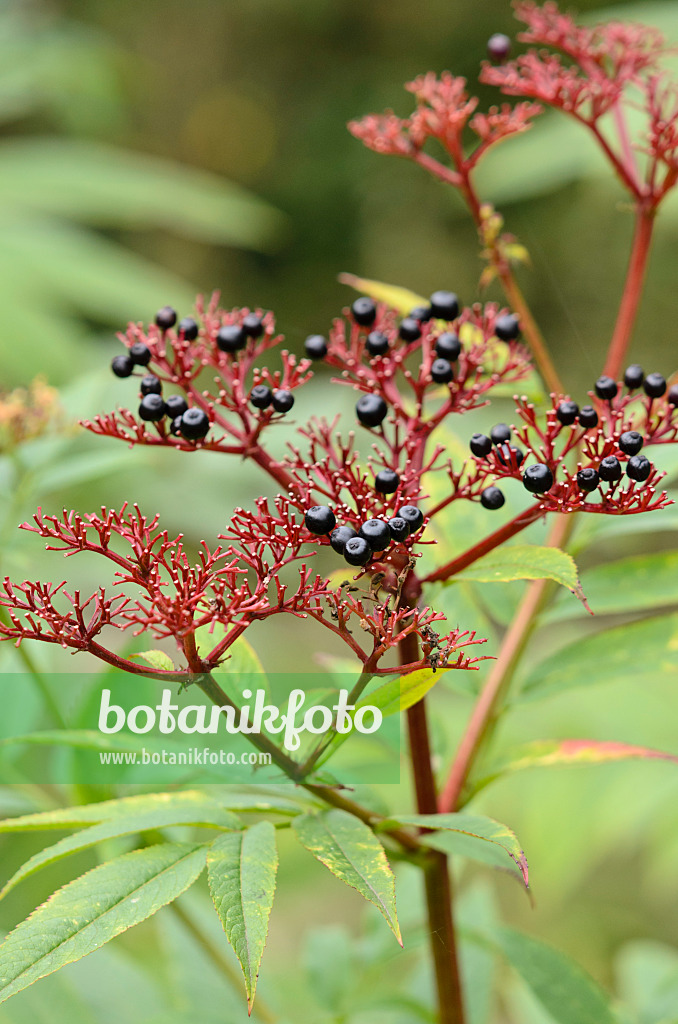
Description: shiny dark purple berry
xmin=356 ymin=394 xmax=388 ymax=427
xmin=578 ymin=405 xmax=598 ymax=428
xmin=217 ymin=324 xmax=247 ymax=353
xmin=375 ymin=469 xmax=400 ymax=493
xmin=626 ymin=455 xmax=652 ymax=482
xmin=431 ymin=358 xmax=454 ymax=383
xmin=139 ymin=394 xmax=166 ymax=422
xmin=577 ymin=467 xmax=599 ymax=492
xmin=618 ymin=430 xmax=643 ymax=456
xmin=140 ymin=374 xmax=162 ymax=396
xmin=250 ymin=385 xmax=273 ymax=409
xmin=470 ymin=433 xmax=492 ymax=458
xmin=429 ymin=291 xmax=459 ymax=320
xmin=409 ymin=305 xmax=433 ymax=323
xmin=344 ymin=536 xmax=372 ymax=566
xmin=242 ymin=313 xmax=264 ymax=338
xmin=366 ymin=331 xmax=389 ymax=356
xmin=330 ymin=525 xmax=358 ymax=554
xmin=599 ymin=455 xmax=622 ymax=482
xmin=170 ymin=415 xmax=183 ymax=436
xmin=388 ymin=516 xmax=410 ymax=542
xmin=480 ymin=486 xmax=505 ymax=510
xmin=496 ymin=443 xmax=524 ymax=467
xmin=178 ymin=316 xmax=199 ymax=340
xmin=164 ymin=394 xmax=188 ymax=419
xmin=644 ymin=372 xmax=666 ymax=398
xmin=624 ymin=364 xmax=644 ymax=390
xmin=487 ymin=32 xmax=511 ymax=62
xmin=398 ymin=505 xmax=424 ymax=532
xmin=111 ymin=354 xmax=134 ymax=378
xmin=494 ymin=313 xmax=520 ymax=341
xmin=669 ymin=385 xmax=678 ymax=406
xmin=129 ymin=343 xmax=151 ymax=366
xmin=490 ymin=423 xmax=511 ymax=445
xmin=304 ymin=334 xmax=327 ymax=360
xmin=523 ymin=463 xmax=554 ymax=494
xmin=351 ymin=297 xmax=377 ymax=327
xmin=155 ymin=306 xmax=177 ymax=330
xmin=359 ymin=519 xmax=391 ymax=551
xmin=272 ymin=389 xmax=294 ymax=413
xmin=399 ymin=317 xmax=422 ymax=342
xmin=595 ymin=376 xmax=618 ymax=400
xmin=180 ymin=408 xmax=210 ymax=440
xmin=305 ymin=505 xmax=336 ymax=535
xmin=556 ymin=400 xmax=579 ymax=425
xmin=435 ymin=332 xmax=461 ymax=361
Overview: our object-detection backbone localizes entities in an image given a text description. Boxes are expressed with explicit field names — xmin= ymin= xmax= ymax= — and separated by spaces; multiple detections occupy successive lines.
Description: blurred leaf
xmin=519 ymin=612 xmax=678 ymax=700
xmin=207 ymin=822 xmax=278 ymax=1010
xmin=548 ymin=549 xmax=678 ymax=621
xmin=493 ymin=927 xmax=619 ymax=1024
xmin=303 ymin=925 xmax=354 ymax=1013
xmin=0 ymin=799 xmax=237 ymax=900
xmin=0 ymin=842 xmax=206 ymax=1004
xmin=293 ymin=809 xmax=401 ymax=943
xmin=615 ymin=940 xmax=678 ymax=1024
xmin=0 ymin=139 xmax=287 ymax=250
xmin=37 ymin=450 xmax=143 ymax=494
xmin=338 ymin=272 xmax=426 ymax=314
xmin=380 ymin=813 xmax=528 ymax=887
xmin=453 ymin=545 xmax=585 ymax=604
xmin=132 ymin=650 xmax=176 ymax=672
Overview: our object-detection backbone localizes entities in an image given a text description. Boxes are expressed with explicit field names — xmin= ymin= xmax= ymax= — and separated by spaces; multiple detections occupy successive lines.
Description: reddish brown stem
xmin=423 ymin=506 xmax=544 ymax=585
xmin=439 ymin=513 xmax=573 ymax=812
xmin=603 ymin=205 xmax=656 ymax=379
xmin=401 ymin=631 xmax=466 ymax=1024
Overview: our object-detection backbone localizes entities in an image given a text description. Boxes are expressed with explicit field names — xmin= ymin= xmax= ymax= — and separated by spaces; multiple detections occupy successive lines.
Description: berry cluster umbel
xmin=305 ymin=502 xmax=424 ymax=568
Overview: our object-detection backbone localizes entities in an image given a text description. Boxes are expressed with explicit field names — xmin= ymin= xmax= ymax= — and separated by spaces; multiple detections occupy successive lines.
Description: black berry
xmin=272 ymin=389 xmax=294 ymax=413
xmin=366 ymin=331 xmax=389 ymax=357
xmin=180 ymin=408 xmax=210 ymax=440
xmin=556 ymin=400 xmax=579 ymax=425
xmin=250 ymin=385 xmax=273 ymax=409
xmin=164 ymin=394 xmax=188 ymax=419
xmin=523 ymin=463 xmax=554 ymax=494
xmin=594 ymin=376 xmax=618 ymax=401
xmin=111 ymin=354 xmax=134 ymax=378
xmin=356 ymin=394 xmax=388 ymax=428
xmin=399 ymin=317 xmax=422 ymax=342
xmin=496 ymin=443 xmax=524 ymax=467
xmin=643 ymin=372 xmax=666 ymax=398
xmin=487 ymin=32 xmax=511 ymax=62
xmin=330 ymin=525 xmax=358 ymax=554
xmin=304 ymin=335 xmax=327 ymax=360
xmin=578 ymin=405 xmax=599 ymax=429
xmin=305 ymin=505 xmax=336 ymax=535
xmin=626 ymin=454 xmax=652 ymax=482
xmin=140 ymin=373 xmax=162 ymax=396
xmin=409 ymin=305 xmax=433 ymax=323
xmin=351 ymin=297 xmax=377 ymax=327
xmin=624 ymin=364 xmax=644 ymax=389
xmin=359 ymin=519 xmax=391 ymax=551
xmin=431 ymin=358 xmax=454 ymax=383
xmin=577 ymin=467 xmax=599 ymax=492
xmin=178 ymin=316 xmax=199 ymax=340
xmin=398 ymin=505 xmax=424 ymax=532
xmin=490 ymin=423 xmax=511 ymax=445
xmin=344 ymin=536 xmax=372 ymax=567
xmin=139 ymin=394 xmax=166 ymax=422
xmin=481 ymin=486 xmax=505 ymax=510
xmin=429 ymin=290 xmax=459 ymax=320
xmin=388 ymin=516 xmax=410 ymax=542
xmin=129 ymin=343 xmax=151 ymax=366
xmin=217 ymin=324 xmax=247 ymax=353
xmin=242 ymin=313 xmax=264 ymax=338
xmin=599 ymin=455 xmax=622 ymax=482
xmin=618 ymin=430 xmax=643 ymax=456
xmin=170 ymin=415 xmax=183 ymax=436
xmin=470 ymin=433 xmax=492 ymax=458
xmin=375 ymin=469 xmax=400 ymax=493
xmin=669 ymin=385 xmax=678 ymax=406
xmin=155 ymin=305 xmax=177 ymax=330
xmin=494 ymin=313 xmax=520 ymax=341
xmin=435 ymin=332 xmax=461 ymax=361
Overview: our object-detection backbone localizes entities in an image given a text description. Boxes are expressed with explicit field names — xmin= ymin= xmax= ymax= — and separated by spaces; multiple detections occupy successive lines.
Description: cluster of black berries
xmin=304 ymin=503 xmax=424 ymax=567
xmin=596 ymin=365 xmax=671 ymax=401
xmin=137 ymin=373 xmax=209 ymax=440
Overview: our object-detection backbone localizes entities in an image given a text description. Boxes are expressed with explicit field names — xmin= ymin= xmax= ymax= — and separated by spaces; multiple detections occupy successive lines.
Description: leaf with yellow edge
xmin=338 ymin=272 xmax=426 ymax=316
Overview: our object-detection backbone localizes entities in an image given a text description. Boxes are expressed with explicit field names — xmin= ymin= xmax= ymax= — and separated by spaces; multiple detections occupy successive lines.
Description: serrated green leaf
xmin=133 ymin=650 xmax=176 ymax=672
xmin=379 ymin=813 xmax=528 ymax=887
xmin=207 ymin=822 xmax=278 ymax=1010
xmin=453 ymin=545 xmax=586 ymax=604
xmin=548 ymin=549 xmax=678 ymax=622
xmin=0 ymin=842 xmax=206 ymax=1005
xmin=519 ymin=612 xmax=678 ymax=700
xmin=494 ymin=927 xmax=619 ymax=1024
xmin=366 ymin=666 xmax=447 ymax=717
xmin=293 ymin=810 xmax=401 ymax=943
xmin=0 ymin=799 xmax=237 ymax=900
xmin=338 ymin=272 xmax=426 ymax=315
xmin=0 ymin=789 xmax=230 ymax=832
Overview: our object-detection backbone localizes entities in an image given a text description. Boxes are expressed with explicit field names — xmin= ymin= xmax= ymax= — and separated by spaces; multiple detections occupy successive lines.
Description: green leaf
xmin=207 ymin=821 xmax=278 ymax=1010
xmin=0 ymin=798 xmax=238 ymax=900
xmin=0 ymin=138 xmax=287 ymax=250
xmin=367 ymin=666 xmax=448 ymax=717
xmin=453 ymin=545 xmax=586 ymax=605
xmin=380 ymin=813 xmax=528 ymax=887
xmin=519 ymin=613 xmax=678 ymax=700
xmin=0 ymin=842 xmax=206 ymax=1005
xmin=478 ymin=738 xmax=678 ymax=793
xmin=132 ymin=650 xmax=176 ymax=672
xmin=0 ymin=789 xmax=234 ymax=832
xmin=494 ymin=927 xmax=619 ymax=1024
xmin=195 ymin=624 xmax=269 ymax=699
xmin=293 ymin=809 xmax=401 ymax=943
xmin=548 ymin=549 xmax=678 ymax=621
xmin=338 ymin=272 xmax=426 ymax=315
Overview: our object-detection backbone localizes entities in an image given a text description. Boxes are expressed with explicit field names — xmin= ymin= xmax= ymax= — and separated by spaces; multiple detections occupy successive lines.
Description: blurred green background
xmin=1 ymin=0 xmax=678 ymax=1022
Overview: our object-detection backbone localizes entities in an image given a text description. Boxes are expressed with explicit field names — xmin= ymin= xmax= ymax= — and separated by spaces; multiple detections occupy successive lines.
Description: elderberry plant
xmin=0 ymin=4 xmax=678 ymax=1023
